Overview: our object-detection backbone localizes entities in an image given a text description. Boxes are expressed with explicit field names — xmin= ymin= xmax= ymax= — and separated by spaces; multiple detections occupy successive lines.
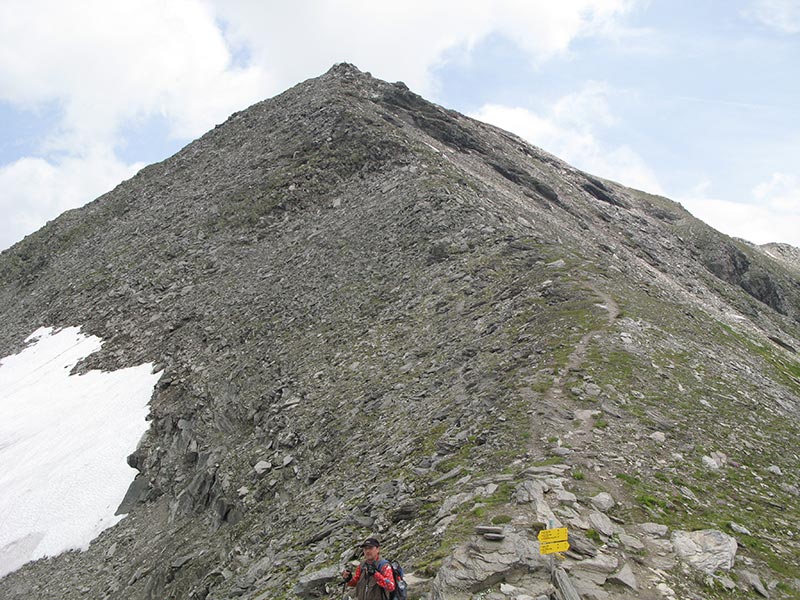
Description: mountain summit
xmin=1 ymin=64 xmax=798 ymax=599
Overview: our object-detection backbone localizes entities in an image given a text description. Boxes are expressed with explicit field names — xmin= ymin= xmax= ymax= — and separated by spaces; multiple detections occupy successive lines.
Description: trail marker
xmin=539 ymin=540 xmax=570 ymax=555
xmin=537 ymin=527 xmax=568 ymax=543
xmin=538 ymin=527 xmax=569 ymax=556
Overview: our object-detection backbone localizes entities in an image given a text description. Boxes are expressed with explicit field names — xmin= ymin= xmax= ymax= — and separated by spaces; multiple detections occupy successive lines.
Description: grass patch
xmin=616 ymin=473 xmax=640 ymax=485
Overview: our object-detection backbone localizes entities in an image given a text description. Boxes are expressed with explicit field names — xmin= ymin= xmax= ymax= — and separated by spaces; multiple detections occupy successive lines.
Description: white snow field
xmin=0 ymin=327 xmax=161 ymax=578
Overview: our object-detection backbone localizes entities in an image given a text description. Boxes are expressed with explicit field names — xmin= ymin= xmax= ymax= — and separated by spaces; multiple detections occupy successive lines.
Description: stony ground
xmin=0 ymin=64 xmax=798 ymax=600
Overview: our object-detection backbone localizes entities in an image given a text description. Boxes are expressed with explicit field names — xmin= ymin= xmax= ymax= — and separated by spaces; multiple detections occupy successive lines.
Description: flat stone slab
xmin=672 ymin=529 xmax=737 ymax=574
xmin=475 ymin=526 xmax=504 ymax=535
xmin=608 ymin=563 xmax=638 ymax=591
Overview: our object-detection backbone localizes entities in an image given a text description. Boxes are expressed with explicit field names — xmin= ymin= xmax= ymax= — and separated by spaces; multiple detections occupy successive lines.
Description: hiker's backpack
xmin=375 ymin=559 xmax=407 ymax=600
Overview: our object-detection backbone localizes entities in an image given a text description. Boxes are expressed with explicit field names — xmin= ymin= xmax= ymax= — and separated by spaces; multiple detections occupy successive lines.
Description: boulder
xmin=430 ymin=531 xmax=547 ymax=599
xmin=640 ymin=522 xmax=668 ymax=537
xmin=589 ymin=492 xmax=615 ymax=512
xmin=702 ymin=451 xmax=727 ymax=470
xmin=293 ymin=566 xmax=340 ymax=598
xmin=740 ymin=570 xmax=769 ymax=598
xmin=575 ymin=552 xmax=618 ymax=574
xmin=672 ymin=529 xmax=737 ymax=573
xmin=588 ymin=512 xmax=615 ymax=537
xmin=618 ymin=533 xmax=644 ymax=551
xmin=608 ymin=562 xmax=638 ymax=591
xmin=513 ymin=481 xmax=561 ymax=527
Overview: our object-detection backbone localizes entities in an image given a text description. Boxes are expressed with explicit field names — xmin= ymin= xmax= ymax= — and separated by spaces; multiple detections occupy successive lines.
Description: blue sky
xmin=1 ymin=0 xmax=798 ymax=251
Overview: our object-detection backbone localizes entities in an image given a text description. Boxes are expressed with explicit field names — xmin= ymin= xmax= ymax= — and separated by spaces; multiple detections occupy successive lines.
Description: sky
xmin=0 ymin=327 xmax=159 ymax=577
xmin=0 ymin=0 xmax=798 ymax=251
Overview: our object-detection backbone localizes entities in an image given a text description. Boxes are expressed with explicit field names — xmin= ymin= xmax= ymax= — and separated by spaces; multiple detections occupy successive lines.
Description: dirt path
xmin=531 ymin=282 xmax=619 ymax=446
xmin=545 ymin=283 xmax=618 ymax=403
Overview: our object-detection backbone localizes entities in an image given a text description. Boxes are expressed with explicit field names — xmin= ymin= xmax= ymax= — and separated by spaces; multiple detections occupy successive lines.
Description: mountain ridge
xmin=0 ymin=63 xmax=798 ymax=600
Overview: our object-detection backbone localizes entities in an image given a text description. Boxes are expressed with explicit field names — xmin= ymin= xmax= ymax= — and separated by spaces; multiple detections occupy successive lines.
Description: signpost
xmin=538 ymin=528 xmax=568 ymax=544
xmin=538 ymin=527 xmax=570 ymax=556
xmin=537 ymin=526 xmax=579 ymax=600
xmin=539 ymin=540 xmax=570 ymax=554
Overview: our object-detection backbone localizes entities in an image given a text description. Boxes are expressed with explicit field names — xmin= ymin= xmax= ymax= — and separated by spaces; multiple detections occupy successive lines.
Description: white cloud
xmin=753 ymin=172 xmax=800 ymax=212
xmin=678 ymin=174 xmax=800 ymax=247
xmin=0 ymin=0 xmax=637 ymax=151
xmin=0 ymin=150 xmax=143 ymax=250
xmin=746 ymin=0 xmax=800 ymax=33
xmin=471 ymin=83 xmax=663 ymax=194
xmin=214 ymin=0 xmax=636 ymax=95
xmin=0 ymin=0 xmax=272 ymax=151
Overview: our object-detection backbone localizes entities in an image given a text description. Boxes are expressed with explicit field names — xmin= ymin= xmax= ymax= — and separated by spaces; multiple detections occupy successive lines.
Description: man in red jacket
xmin=342 ymin=537 xmax=396 ymax=599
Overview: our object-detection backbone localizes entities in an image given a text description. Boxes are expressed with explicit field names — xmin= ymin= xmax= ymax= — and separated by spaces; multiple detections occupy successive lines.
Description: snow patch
xmin=0 ymin=327 xmax=161 ymax=578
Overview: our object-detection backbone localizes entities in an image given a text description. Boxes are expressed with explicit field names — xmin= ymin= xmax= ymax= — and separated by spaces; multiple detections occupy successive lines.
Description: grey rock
xmin=702 ymin=451 xmax=727 ymax=470
xmin=618 ymin=533 xmax=644 ymax=551
xmin=608 ymin=562 xmax=638 ymax=590
xmin=729 ymin=522 xmax=751 ymax=536
xmin=431 ymin=466 xmax=464 ymax=486
xmin=436 ymin=492 xmax=475 ymax=519
xmin=293 ymin=566 xmax=339 ymax=599
xmin=565 ymin=530 xmax=598 ymax=558
xmin=576 ymin=552 xmax=618 ymax=574
xmin=253 ymin=460 xmax=272 ymax=475
xmin=584 ymin=383 xmax=602 ymax=397
xmin=512 ymin=481 xmax=560 ymax=528
xmin=555 ymin=489 xmax=577 ymax=503
xmin=105 ymin=543 xmax=117 ymax=560
xmin=171 ymin=554 xmax=193 ymax=569
xmin=717 ymin=575 xmax=737 ymax=590
xmin=550 ymin=446 xmax=573 ymax=457
xmin=640 ymin=522 xmax=669 ymax=537
xmin=740 ymin=570 xmax=770 ymax=598
xmin=348 ymin=514 xmax=375 ymax=528
xmin=475 ymin=526 xmax=504 ymax=535
xmin=588 ymin=512 xmax=615 ymax=537
xmin=589 ymin=492 xmax=615 ymax=512
xmin=571 ymin=574 xmax=610 ymax=600
xmin=672 ymin=529 xmax=737 ymax=573
xmin=430 ymin=531 xmax=546 ymax=599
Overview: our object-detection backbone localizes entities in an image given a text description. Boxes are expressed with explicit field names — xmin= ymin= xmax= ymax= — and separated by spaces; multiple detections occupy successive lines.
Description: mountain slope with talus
xmin=0 ymin=64 xmax=798 ymax=600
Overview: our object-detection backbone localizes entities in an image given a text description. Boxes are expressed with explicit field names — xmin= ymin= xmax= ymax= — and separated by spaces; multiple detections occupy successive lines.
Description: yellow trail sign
xmin=537 ymin=527 xmax=568 ymax=543
xmin=539 ymin=540 xmax=570 ymax=555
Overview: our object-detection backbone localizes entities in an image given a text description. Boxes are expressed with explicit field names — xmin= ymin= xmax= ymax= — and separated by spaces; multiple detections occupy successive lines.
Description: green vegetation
xmin=491 ymin=515 xmax=512 ymax=525
xmin=586 ymin=529 xmax=601 ymax=544
xmin=616 ymin=473 xmax=640 ymax=486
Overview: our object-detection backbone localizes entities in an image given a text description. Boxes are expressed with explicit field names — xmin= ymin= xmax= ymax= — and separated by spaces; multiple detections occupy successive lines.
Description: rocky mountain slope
xmin=0 ymin=63 xmax=798 ymax=600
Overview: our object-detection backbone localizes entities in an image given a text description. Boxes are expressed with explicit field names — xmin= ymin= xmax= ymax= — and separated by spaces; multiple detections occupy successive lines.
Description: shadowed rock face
xmin=1 ymin=63 xmax=798 ymax=600
xmin=701 ymin=239 xmax=786 ymax=314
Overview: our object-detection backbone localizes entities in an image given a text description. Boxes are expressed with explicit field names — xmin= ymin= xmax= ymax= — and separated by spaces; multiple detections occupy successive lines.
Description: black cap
xmin=360 ymin=537 xmax=380 ymax=548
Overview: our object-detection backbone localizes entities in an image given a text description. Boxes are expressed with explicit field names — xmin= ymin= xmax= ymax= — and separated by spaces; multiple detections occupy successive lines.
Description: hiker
xmin=341 ymin=537 xmax=396 ymax=599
